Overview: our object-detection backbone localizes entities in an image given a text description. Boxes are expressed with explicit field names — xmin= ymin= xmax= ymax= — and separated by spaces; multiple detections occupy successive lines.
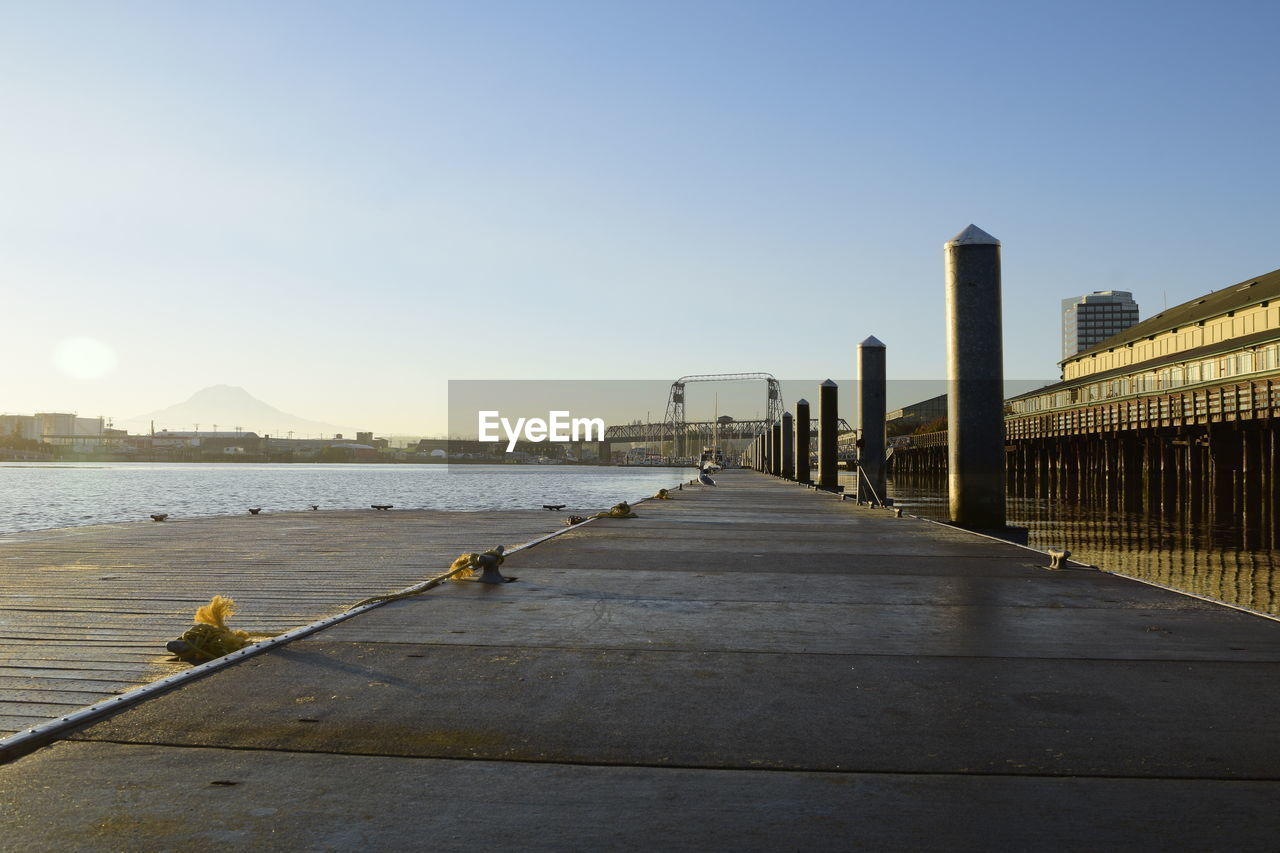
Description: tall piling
xmin=781 ymin=412 xmax=795 ymax=480
xmin=795 ymin=399 xmax=812 ymax=484
xmin=945 ymin=224 xmax=1006 ymax=528
xmin=771 ymin=424 xmax=782 ymax=476
xmin=858 ymin=336 xmax=887 ymax=504
xmin=818 ymin=380 xmax=839 ymax=490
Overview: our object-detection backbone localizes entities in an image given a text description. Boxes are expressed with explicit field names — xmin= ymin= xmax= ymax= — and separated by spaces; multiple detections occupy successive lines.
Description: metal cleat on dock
xmin=469 ymin=545 xmax=512 ymax=584
xmin=1046 ymin=549 xmax=1072 ymax=569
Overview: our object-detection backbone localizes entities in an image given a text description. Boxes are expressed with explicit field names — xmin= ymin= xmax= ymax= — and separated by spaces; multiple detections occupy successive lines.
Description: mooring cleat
xmin=469 ymin=545 xmax=514 ymax=584
xmin=1046 ymin=548 xmax=1071 ymax=569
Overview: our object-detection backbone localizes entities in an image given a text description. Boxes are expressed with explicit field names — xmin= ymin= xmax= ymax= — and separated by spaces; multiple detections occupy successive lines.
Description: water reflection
xmin=847 ymin=472 xmax=1280 ymax=618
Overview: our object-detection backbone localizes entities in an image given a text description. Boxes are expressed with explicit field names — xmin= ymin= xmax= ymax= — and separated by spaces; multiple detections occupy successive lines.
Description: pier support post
xmin=818 ymin=380 xmax=839 ymax=490
xmin=858 ymin=336 xmax=887 ymax=504
xmin=945 ymin=224 xmax=1006 ymax=528
xmin=770 ymin=424 xmax=782 ymax=476
xmin=795 ymin=399 xmax=812 ymax=484
xmin=781 ymin=412 xmax=795 ymax=479
xmin=597 ymin=441 xmax=611 ymax=465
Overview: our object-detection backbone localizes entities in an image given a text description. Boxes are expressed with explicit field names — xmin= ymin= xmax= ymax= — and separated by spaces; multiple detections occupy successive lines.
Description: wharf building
xmin=1004 ymin=267 xmax=1280 ymax=541
xmin=1061 ymin=291 xmax=1140 ymax=359
xmin=885 ymin=394 xmax=947 ymax=435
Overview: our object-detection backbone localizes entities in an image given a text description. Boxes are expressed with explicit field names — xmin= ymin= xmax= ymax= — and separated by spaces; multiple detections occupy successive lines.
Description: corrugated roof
xmin=1062 ymin=267 xmax=1280 ymax=365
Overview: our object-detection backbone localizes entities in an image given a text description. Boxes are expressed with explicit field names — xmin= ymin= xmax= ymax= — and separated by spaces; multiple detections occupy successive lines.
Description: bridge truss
xmin=664 ymin=373 xmax=784 ymax=459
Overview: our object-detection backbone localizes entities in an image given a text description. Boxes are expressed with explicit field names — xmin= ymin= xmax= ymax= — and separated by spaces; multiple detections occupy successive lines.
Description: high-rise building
xmin=1061 ymin=291 xmax=1140 ymax=360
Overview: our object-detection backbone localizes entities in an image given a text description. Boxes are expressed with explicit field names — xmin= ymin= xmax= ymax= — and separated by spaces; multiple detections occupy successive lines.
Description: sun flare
xmin=53 ymin=337 xmax=118 ymax=380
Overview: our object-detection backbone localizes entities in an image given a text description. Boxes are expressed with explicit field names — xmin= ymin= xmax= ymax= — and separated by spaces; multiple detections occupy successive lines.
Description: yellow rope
xmin=592 ymin=501 xmax=637 ymax=519
xmin=346 ymin=547 xmax=505 ymax=609
xmin=167 ymin=595 xmax=274 ymax=663
xmin=653 ymin=488 xmax=671 ymax=499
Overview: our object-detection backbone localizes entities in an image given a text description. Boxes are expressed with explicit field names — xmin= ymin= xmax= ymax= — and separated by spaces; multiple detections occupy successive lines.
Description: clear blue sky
xmin=2 ymin=0 xmax=1276 ymax=433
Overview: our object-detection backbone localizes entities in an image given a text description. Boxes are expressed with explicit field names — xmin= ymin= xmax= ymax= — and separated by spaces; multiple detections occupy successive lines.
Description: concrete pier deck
xmin=4 ymin=470 xmax=1280 ymax=850
xmin=0 ymin=509 xmax=574 ymax=737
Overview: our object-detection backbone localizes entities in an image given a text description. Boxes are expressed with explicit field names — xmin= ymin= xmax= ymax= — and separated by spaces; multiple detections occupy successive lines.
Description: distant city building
xmin=0 ymin=414 xmax=37 ymax=440
xmin=885 ymin=394 xmax=947 ymax=432
xmin=1062 ymin=291 xmax=1140 ymax=360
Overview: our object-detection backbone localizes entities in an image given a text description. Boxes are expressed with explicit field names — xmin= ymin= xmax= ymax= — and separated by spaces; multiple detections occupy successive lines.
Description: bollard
xmin=465 ymin=546 xmax=513 ymax=584
xmin=770 ymin=424 xmax=782 ymax=476
xmin=857 ymin=336 xmax=887 ymax=504
xmin=945 ymin=224 xmax=1006 ymax=528
xmin=795 ymin=399 xmax=812 ymax=484
xmin=781 ymin=412 xmax=795 ymax=480
xmin=818 ymin=380 xmax=838 ymax=490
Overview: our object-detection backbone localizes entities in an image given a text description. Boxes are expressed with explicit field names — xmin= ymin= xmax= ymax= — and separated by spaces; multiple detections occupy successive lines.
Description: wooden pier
xmin=3 ymin=470 xmax=1280 ymax=849
xmin=0 ymin=510 xmax=571 ymax=738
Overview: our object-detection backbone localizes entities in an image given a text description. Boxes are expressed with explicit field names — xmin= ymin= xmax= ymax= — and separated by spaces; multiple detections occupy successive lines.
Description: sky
xmin=2 ymin=0 xmax=1277 ymax=435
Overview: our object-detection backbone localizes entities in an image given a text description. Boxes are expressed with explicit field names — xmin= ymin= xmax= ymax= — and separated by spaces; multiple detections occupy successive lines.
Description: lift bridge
xmin=601 ymin=373 xmax=852 ymax=462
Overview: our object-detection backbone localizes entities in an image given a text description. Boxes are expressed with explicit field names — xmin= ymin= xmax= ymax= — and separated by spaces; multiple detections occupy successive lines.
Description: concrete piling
xmin=944 ymin=224 xmax=1006 ymax=528
xmin=818 ymin=380 xmax=838 ymax=490
xmin=857 ymin=336 xmax=887 ymax=504
xmin=795 ymin=399 xmax=812 ymax=484
xmin=781 ymin=412 xmax=795 ymax=480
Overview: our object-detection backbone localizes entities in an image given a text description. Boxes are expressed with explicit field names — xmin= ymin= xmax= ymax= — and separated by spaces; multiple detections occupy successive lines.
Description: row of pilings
xmin=889 ymin=419 xmax=1280 ymax=550
xmin=743 ymin=224 xmax=1011 ymax=532
xmin=743 ymin=381 xmax=842 ymax=491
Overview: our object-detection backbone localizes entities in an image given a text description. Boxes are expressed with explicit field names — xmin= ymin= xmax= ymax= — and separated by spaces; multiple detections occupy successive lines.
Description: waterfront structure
xmin=998 ymin=267 xmax=1280 ymax=539
xmin=1061 ymin=290 xmax=1140 ymax=359
xmin=885 ymin=394 xmax=946 ymax=434
xmin=0 ymin=414 xmax=37 ymax=440
xmin=1012 ymin=268 xmax=1280 ymax=419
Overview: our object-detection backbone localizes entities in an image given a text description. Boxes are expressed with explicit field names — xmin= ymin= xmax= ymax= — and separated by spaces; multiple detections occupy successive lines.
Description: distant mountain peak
xmin=124 ymin=385 xmax=354 ymax=438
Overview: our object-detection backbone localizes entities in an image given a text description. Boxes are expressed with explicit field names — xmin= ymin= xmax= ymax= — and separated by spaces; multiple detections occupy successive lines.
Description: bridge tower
xmin=659 ymin=373 xmax=784 ymax=460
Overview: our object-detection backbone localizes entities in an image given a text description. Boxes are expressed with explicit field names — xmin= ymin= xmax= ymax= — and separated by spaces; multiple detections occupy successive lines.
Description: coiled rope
xmin=166 ymin=596 xmax=277 ymax=664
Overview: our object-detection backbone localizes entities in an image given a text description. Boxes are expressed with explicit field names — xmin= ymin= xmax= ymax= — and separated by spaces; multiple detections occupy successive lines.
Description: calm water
xmin=857 ymin=473 xmax=1280 ymax=618
xmin=0 ymin=463 xmax=689 ymax=534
